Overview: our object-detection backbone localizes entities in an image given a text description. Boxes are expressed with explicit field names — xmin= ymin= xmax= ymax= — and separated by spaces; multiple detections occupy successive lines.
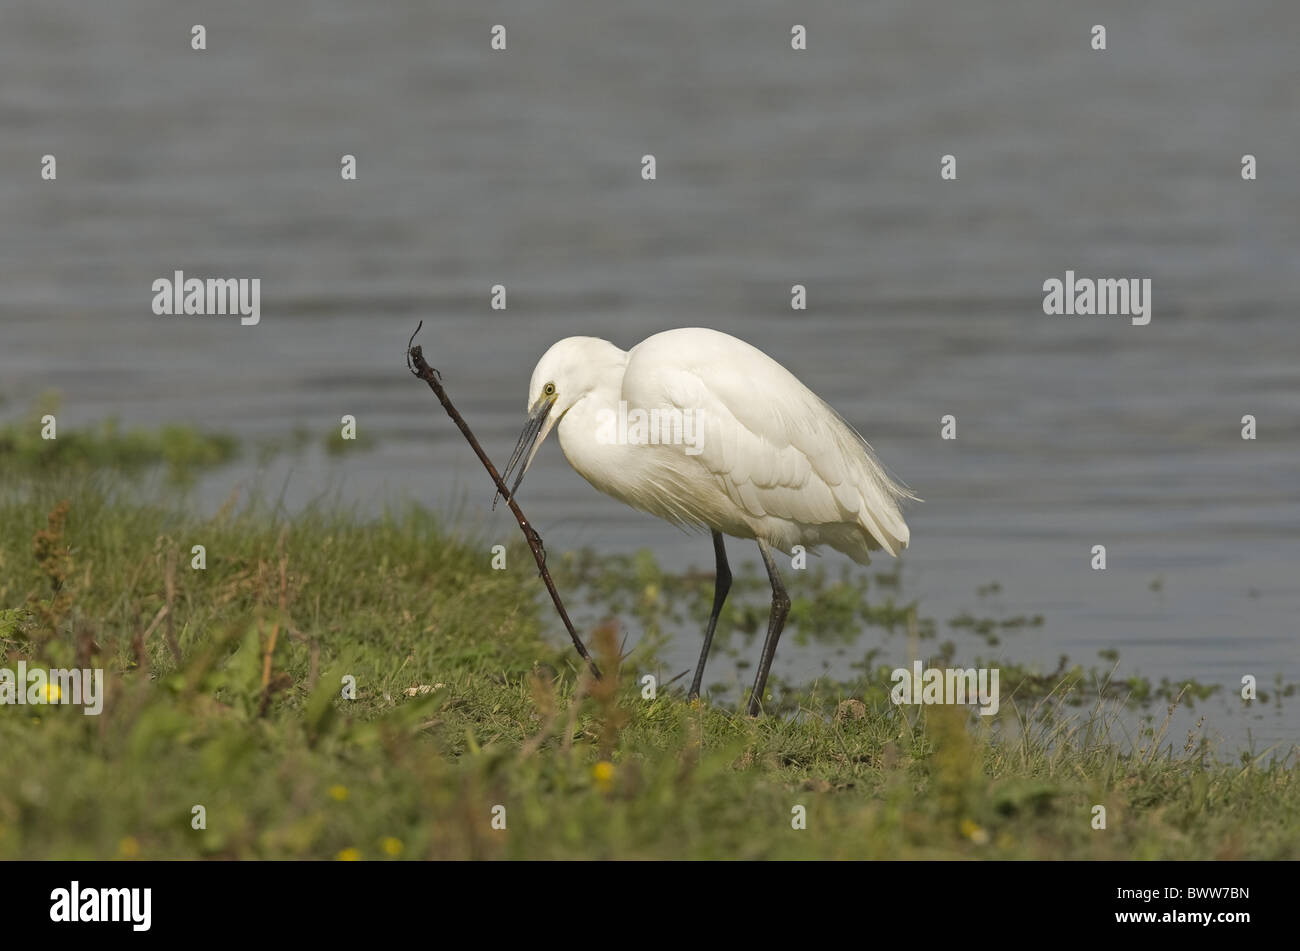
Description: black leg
xmin=746 ymin=539 xmax=790 ymax=717
xmin=689 ymin=531 xmax=731 ymax=700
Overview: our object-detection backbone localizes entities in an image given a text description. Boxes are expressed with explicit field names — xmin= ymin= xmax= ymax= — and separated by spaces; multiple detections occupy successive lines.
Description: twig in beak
xmin=495 ymin=406 xmax=546 ymax=510
xmin=406 ymin=322 xmax=601 ymax=680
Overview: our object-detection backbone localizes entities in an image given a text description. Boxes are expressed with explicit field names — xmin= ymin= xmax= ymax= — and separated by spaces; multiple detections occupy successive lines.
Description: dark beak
xmin=494 ymin=397 xmax=556 ymax=508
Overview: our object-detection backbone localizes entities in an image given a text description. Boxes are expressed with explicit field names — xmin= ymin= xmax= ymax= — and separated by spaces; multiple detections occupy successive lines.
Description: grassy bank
xmin=0 ymin=447 xmax=1296 ymax=859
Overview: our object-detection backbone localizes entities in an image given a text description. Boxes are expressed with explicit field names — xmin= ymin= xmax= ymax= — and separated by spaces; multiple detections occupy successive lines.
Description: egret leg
xmin=747 ymin=539 xmax=791 ymax=717
xmin=688 ymin=531 xmax=731 ymax=700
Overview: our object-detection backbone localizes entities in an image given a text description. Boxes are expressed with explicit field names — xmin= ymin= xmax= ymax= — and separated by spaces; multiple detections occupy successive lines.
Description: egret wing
xmin=622 ymin=329 xmax=911 ymax=557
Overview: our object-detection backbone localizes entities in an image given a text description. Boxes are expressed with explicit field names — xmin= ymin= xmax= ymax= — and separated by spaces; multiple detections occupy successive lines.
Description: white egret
xmin=501 ymin=327 xmax=915 ymax=716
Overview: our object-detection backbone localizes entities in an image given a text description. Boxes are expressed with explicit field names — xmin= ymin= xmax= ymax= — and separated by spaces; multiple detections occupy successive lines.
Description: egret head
xmin=499 ymin=336 xmax=625 ymax=502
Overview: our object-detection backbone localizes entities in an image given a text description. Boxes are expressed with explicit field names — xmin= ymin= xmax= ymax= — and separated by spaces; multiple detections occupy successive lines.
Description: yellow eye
xmin=543 ymin=382 xmax=556 ymax=396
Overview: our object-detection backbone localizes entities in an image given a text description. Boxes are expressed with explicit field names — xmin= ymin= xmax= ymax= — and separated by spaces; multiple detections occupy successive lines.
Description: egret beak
xmin=495 ymin=395 xmax=557 ymax=506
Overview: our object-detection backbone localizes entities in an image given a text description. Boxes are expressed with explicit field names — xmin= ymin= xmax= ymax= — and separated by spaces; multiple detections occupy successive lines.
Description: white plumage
xmin=502 ymin=327 xmax=915 ymax=715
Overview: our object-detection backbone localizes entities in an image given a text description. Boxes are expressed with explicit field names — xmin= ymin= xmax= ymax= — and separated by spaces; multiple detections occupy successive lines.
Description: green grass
xmin=0 ymin=442 xmax=1296 ymax=859
xmin=0 ymin=394 xmax=239 ymax=484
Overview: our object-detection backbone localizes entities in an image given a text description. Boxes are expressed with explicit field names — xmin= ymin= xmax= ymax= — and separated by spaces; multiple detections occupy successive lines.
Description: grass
xmin=0 ymin=426 xmax=1296 ymax=859
xmin=0 ymin=394 xmax=239 ymax=484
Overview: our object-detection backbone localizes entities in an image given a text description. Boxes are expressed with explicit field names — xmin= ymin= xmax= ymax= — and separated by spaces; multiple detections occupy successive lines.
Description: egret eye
xmin=543 ymin=382 xmax=556 ymax=396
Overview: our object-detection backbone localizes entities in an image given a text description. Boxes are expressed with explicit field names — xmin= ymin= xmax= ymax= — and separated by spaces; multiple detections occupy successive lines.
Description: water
xmin=2 ymin=0 xmax=1296 ymax=752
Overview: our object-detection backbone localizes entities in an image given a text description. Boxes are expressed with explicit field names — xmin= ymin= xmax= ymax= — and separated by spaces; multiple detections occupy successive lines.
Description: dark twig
xmin=406 ymin=322 xmax=601 ymax=679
